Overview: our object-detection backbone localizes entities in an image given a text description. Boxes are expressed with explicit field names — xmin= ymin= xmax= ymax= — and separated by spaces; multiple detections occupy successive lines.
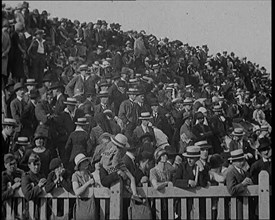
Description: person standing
xmin=1 ymin=118 xmax=17 ymax=156
xmin=2 ymin=19 xmax=11 ymax=87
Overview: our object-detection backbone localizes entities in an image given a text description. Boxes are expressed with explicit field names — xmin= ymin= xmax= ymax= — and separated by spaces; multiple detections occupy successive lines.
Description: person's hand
xmin=188 ymin=180 xmax=197 ymax=188
xmin=195 ymin=160 xmax=204 ymax=172
xmin=12 ymin=181 xmax=21 ymax=190
xmin=87 ymin=178 xmax=95 ymax=186
xmin=140 ymin=176 xmax=148 ymax=183
xmin=241 ymin=177 xmax=253 ymax=186
xmin=117 ymin=170 xmax=127 ymax=180
xmin=14 ymin=177 xmax=21 ymax=183
xmin=246 ymin=153 xmax=253 ymax=159
xmin=38 ymin=178 xmax=47 ymax=187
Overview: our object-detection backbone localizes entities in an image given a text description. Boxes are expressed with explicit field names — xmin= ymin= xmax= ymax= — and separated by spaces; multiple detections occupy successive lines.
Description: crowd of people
xmin=2 ymin=1 xmax=272 ymax=220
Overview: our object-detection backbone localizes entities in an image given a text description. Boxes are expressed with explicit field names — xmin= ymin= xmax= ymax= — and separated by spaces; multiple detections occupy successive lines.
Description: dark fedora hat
xmin=49 ymin=81 xmax=63 ymax=90
xmin=258 ymin=137 xmax=271 ymax=152
xmin=29 ymin=89 xmax=40 ymax=99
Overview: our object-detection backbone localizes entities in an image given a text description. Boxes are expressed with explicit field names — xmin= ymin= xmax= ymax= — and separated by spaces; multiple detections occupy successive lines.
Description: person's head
xmin=64 ymin=97 xmax=78 ymax=111
xmin=183 ymin=112 xmax=192 ymax=125
xmin=98 ymin=132 xmax=112 ymax=145
xmin=232 ymin=128 xmax=245 ymax=141
xmin=209 ymin=154 xmax=224 ymax=172
xmin=258 ymin=138 xmax=272 ymax=160
xmin=14 ymin=82 xmax=26 ymax=98
xmin=198 ymin=107 xmax=208 ymax=117
xmin=195 ymin=112 xmax=205 ymax=124
xmin=139 ymin=112 xmax=153 ymax=127
xmin=110 ymin=134 xmax=130 ymax=156
xmin=79 ymin=64 xmax=88 ymax=76
xmin=74 ymin=153 xmax=91 ymax=171
xmin=183 ymin=98 xmax=193 ymax=111
xmin=98 ymin=91 xmax=109 ymax=104
xmin=49 ymin=157 xmax=64 ymax=173
xmin=154 ymin=148 xmax=168 ymax=164
xmin=34 ymin=133 xmax=47 ymax=148
xmin=137 ymin=151 xmax=153 ymax=170
xmin=195 ymin=141 xmax=211 ymax=161
xmin=229 ymin=149 xmax=246 ymax=168
xmin=135 ymin=93 xmax=145 ymax=104
xmin=183 ymin=146 xmax=200 ymax=167
xmin=2 ymin=19 xmax=10 ymax=32
xmin=117 ymin=80 xmax=126 ymax=93
xmin=2 ymin=118 xmax=17 ymax=136
xmin=4 ymin=153 xmax=17 ymax=173
xmin=38 ymin=88 xmax=47 ymax=100
xmin=28 ymin=153 xmax=41 ymax=174
xmin=213 ymin=105 xmax=223 ymax=115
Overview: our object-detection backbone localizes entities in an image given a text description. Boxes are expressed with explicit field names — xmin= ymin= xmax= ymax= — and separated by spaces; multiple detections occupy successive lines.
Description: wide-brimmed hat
xmin=78 ymin=64 xmax=88 ymax=71
xmin=126 ymin=88 xmax=142 ymax=95
xmin=13 ymin=82 xmax=25 ymax=92
xmin=183 ymin=97 xmax=194 ymax=105
xmin=212 ymin=105 xmax=223 ymax=112
xmin=111 ymin=134 xmax=130 ymax=148
xmin=258 ymin=137 xmax=271 ymax=152
xmin=172 ymin=97 xmax=183 ymax=104
xmin=228 ymin=149 xmax=246 ymax=161
xmin=2 ymin=118 xmax=17 ymax=127
xmin=182 ymin=146 xmax=201 ymax=158
xmin=154 ymin=148 xmax=167 ymax=161
xmin=49 ymin=81 xmax=63 ymax=90
xmin=25 ymin=78 xmax=37 ymax=86
xmin=97 ymin=90 xmax=109 ymax=98
xmin=75 ymin=117 xmax=89 ymax=126
xmin=128 ymin=78 xmax=138 ymax=85
xmin=232 ymin=128 xmax=245 ymax=136
xmin=15 ymin=137 xmax=30 ymax=145
xmin=139 ymin=112 xmax=153 ymax=120
xmin=64 ymin=97 xmax=78 ymax=105
xmin=194 ymin=140 xmax=212 ymax=149
xmin=74 ymin=153 xmax=91 ymax=170
xmin=260 ymin=125 xmax=269 ymax=132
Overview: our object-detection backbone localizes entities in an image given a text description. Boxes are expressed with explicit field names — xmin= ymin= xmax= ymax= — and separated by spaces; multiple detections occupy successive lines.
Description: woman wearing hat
xmin=20 ymin=129 xmax=51 ymax=175
xmin=65 ymin=118 xmax=92 ymax=172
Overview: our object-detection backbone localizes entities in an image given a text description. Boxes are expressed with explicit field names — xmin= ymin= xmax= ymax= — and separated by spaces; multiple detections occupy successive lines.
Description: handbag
xmin=73 ymin=187 xmax=98 ymax=220
xmin=128 ymin=197 xmax=152 ymax=220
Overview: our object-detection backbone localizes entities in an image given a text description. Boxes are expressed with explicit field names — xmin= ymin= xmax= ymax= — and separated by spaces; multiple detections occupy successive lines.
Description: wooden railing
xmin=5 ymin=171 xmax=270 ymax=220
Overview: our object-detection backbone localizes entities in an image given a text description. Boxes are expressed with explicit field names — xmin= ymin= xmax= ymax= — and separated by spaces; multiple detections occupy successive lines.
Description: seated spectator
xmin=99 ymin=133 xmax=142 ymax=202
xmin=12 ymin=136 xmax=31 ymax=171
xmin=150 ymin=148 xmax=173 ymax=190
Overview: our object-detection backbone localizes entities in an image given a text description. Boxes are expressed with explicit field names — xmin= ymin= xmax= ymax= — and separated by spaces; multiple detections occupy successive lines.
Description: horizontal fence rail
xmin=4 ymin=171 xmax=270 ymax=220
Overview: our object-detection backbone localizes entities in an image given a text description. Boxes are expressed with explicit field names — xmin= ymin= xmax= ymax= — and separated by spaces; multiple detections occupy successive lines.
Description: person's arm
xmin=72 ymin=176 xmax=94 ymax=196
xmin=149 ymin=169 xmax=169 ymax=190
xmin=21 ymin=174 xmax=43 ymax=201
xmin=172 ymin=163 xmax=189 ymax=189
xmin=118 ymin=101 xmax=129 ymax=125
xmin=99 ymin=166 xmax=120 ymax=188
xmin=44 ymin=172 xmax=58 ymax=193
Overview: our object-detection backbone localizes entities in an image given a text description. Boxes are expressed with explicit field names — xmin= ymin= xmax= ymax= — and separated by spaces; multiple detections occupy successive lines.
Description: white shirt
xmin=57 ymin=93 xmax=62 ymax=101
xmin=36 ymin=39 xmax=45 ymax=54
xmin=126 ymin=151 xmax=135 ymax=163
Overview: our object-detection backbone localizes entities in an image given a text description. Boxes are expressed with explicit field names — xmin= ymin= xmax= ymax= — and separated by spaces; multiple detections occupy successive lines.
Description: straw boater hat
xmin=97 ymin=90 xmax=109 ymax=98
xmin=127 ymin=88 xmax=142 ymax=95
xmin=25 ymin=79 xmax=37 ymax=86
xmin=172 ymin=97 xmax=183 ymax=104
xmin=228 ymin=149 xmax=246 ymax=161
xmin=110 ymin=134 xmax=130 ymax=149
xmin=182 ymin=146 xmax=201 ymax=158
xmin=64 ymin=97 xmax=78 ymax=105
xmin=194 ymin=140 xmax=212 ymax=149
xmin=185 ymin=84 xmax=193 ymax=90
xmin=15 ymin=137 xmax=30 ymax=145
xmin=212 ymin=105 xmax=223 ymax=112
xmin=232 ymin=128 xmax=245 ymax=136
xmin=74 ymin=153 xmax=91 ymax=170
xmin=2 ymin=118 xmax=17 ymax=127
xmin=139 ymin=112 xmax=153 ymax=120
xmin=78 ymin=64 xmax=88 ymax=72
xmin=75 ymin=118 xmax=89 ymax=126
xmin=183 ymin=97 xmax=194 ymax=105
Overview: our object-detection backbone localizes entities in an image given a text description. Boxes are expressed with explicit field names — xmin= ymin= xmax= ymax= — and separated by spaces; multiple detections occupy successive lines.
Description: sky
xmin=4 ymin=0 xmax=271 ymax=72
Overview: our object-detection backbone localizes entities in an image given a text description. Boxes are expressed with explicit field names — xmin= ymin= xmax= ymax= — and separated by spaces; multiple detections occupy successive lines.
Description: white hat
xmin=111 ymin=134 xmax=130 ymax=148
xmin=228 ymin=149 xmax=245 ymax=161
xmin=197 ymin=107 xmax=207 ymax=114
xmin=182 ymin=146 xmax=201 ymax=158
xmin=74 ymin=153 xmax=91 ymax=170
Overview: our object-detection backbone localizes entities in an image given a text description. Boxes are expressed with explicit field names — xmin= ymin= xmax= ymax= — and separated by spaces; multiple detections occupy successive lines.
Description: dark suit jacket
xmin=1 ymin=134 xmax=11 ymax=156
xmin=10 ymin=97 xmax=24 ymax=124
xmin=132 ymin=125 xmax=155 ymax=145
xmin=122 ymin=154 xmax=137 ymax=177
xmin=21 ymin=101 xmax=39 ymax=137
xmin=173 ymin=161 xmax=209 ymax=189
xmin=192 ymin=122 xmax=213 ymax=142
xmin=225 ymin=165 xmax=247 ymax=196
xmin=113 ymin=52 xmax=123 ymax=72
xmin=53 ymin=94 xmax=66 ymax=115
xmin=118 ymin=99 xmax=139 ymax=125
xmin=249 ymin=158 xmax=271 ymax=185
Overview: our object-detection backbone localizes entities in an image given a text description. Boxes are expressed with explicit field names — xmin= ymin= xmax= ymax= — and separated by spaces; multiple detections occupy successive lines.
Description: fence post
xmin=258 ymin=170 xmax=270 ymax=219
xmin=109 ymin=180 xmax=123 ymax=219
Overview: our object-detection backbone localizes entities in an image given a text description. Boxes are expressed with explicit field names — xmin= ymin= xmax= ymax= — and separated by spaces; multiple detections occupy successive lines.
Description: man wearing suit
xmin=113 ymin=49 xmax=123 ymax=73
xmin=10 ymin=82 xmax=27 ymax=136
xmin=94 ymin=90 xmax=112 ymax=117
xmin=20 ymin=89 xmax=39 ymax=139
xmin=118 ymin=88 xmax=140 ymax=139
xmin=49 ymin=82 xmax=66 ymax=115
xmin=250 ymin=137 xmax=272 ymax=184
xmin=2 ymin=118 xmax=17 ymax=157
xmin=65 ymin=64 xmax=96 ymax=98
xmin=132 ymin=112 xmax=156 ymax=146
xmin=173 ymin=146 xmax=209 ymax=219
xmin=226 ymin=149 xmax=253 ymax=220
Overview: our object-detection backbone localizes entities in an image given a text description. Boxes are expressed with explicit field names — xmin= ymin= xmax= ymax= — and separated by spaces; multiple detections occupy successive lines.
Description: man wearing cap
xmin=66 ymin=64 xmax=96 ymax=98
xmin=28 ymin=29 xmax=48 ymax=85
xmin=2 ymin=153 xmax=24 ymax=203
xmin=10 ymin=82 xmax=27 ymax=134
xmin=226 ymin=149 xmax=253 ymax=219
xmin=94 ymin=90 xmax=112 ymax=116
xmin=2 ymin=118 xmax=17 ymax=155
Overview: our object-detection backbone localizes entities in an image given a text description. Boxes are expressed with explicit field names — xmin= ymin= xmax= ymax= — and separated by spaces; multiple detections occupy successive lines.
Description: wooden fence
xmin=5 ymin=171 xmax=270 ymax=220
